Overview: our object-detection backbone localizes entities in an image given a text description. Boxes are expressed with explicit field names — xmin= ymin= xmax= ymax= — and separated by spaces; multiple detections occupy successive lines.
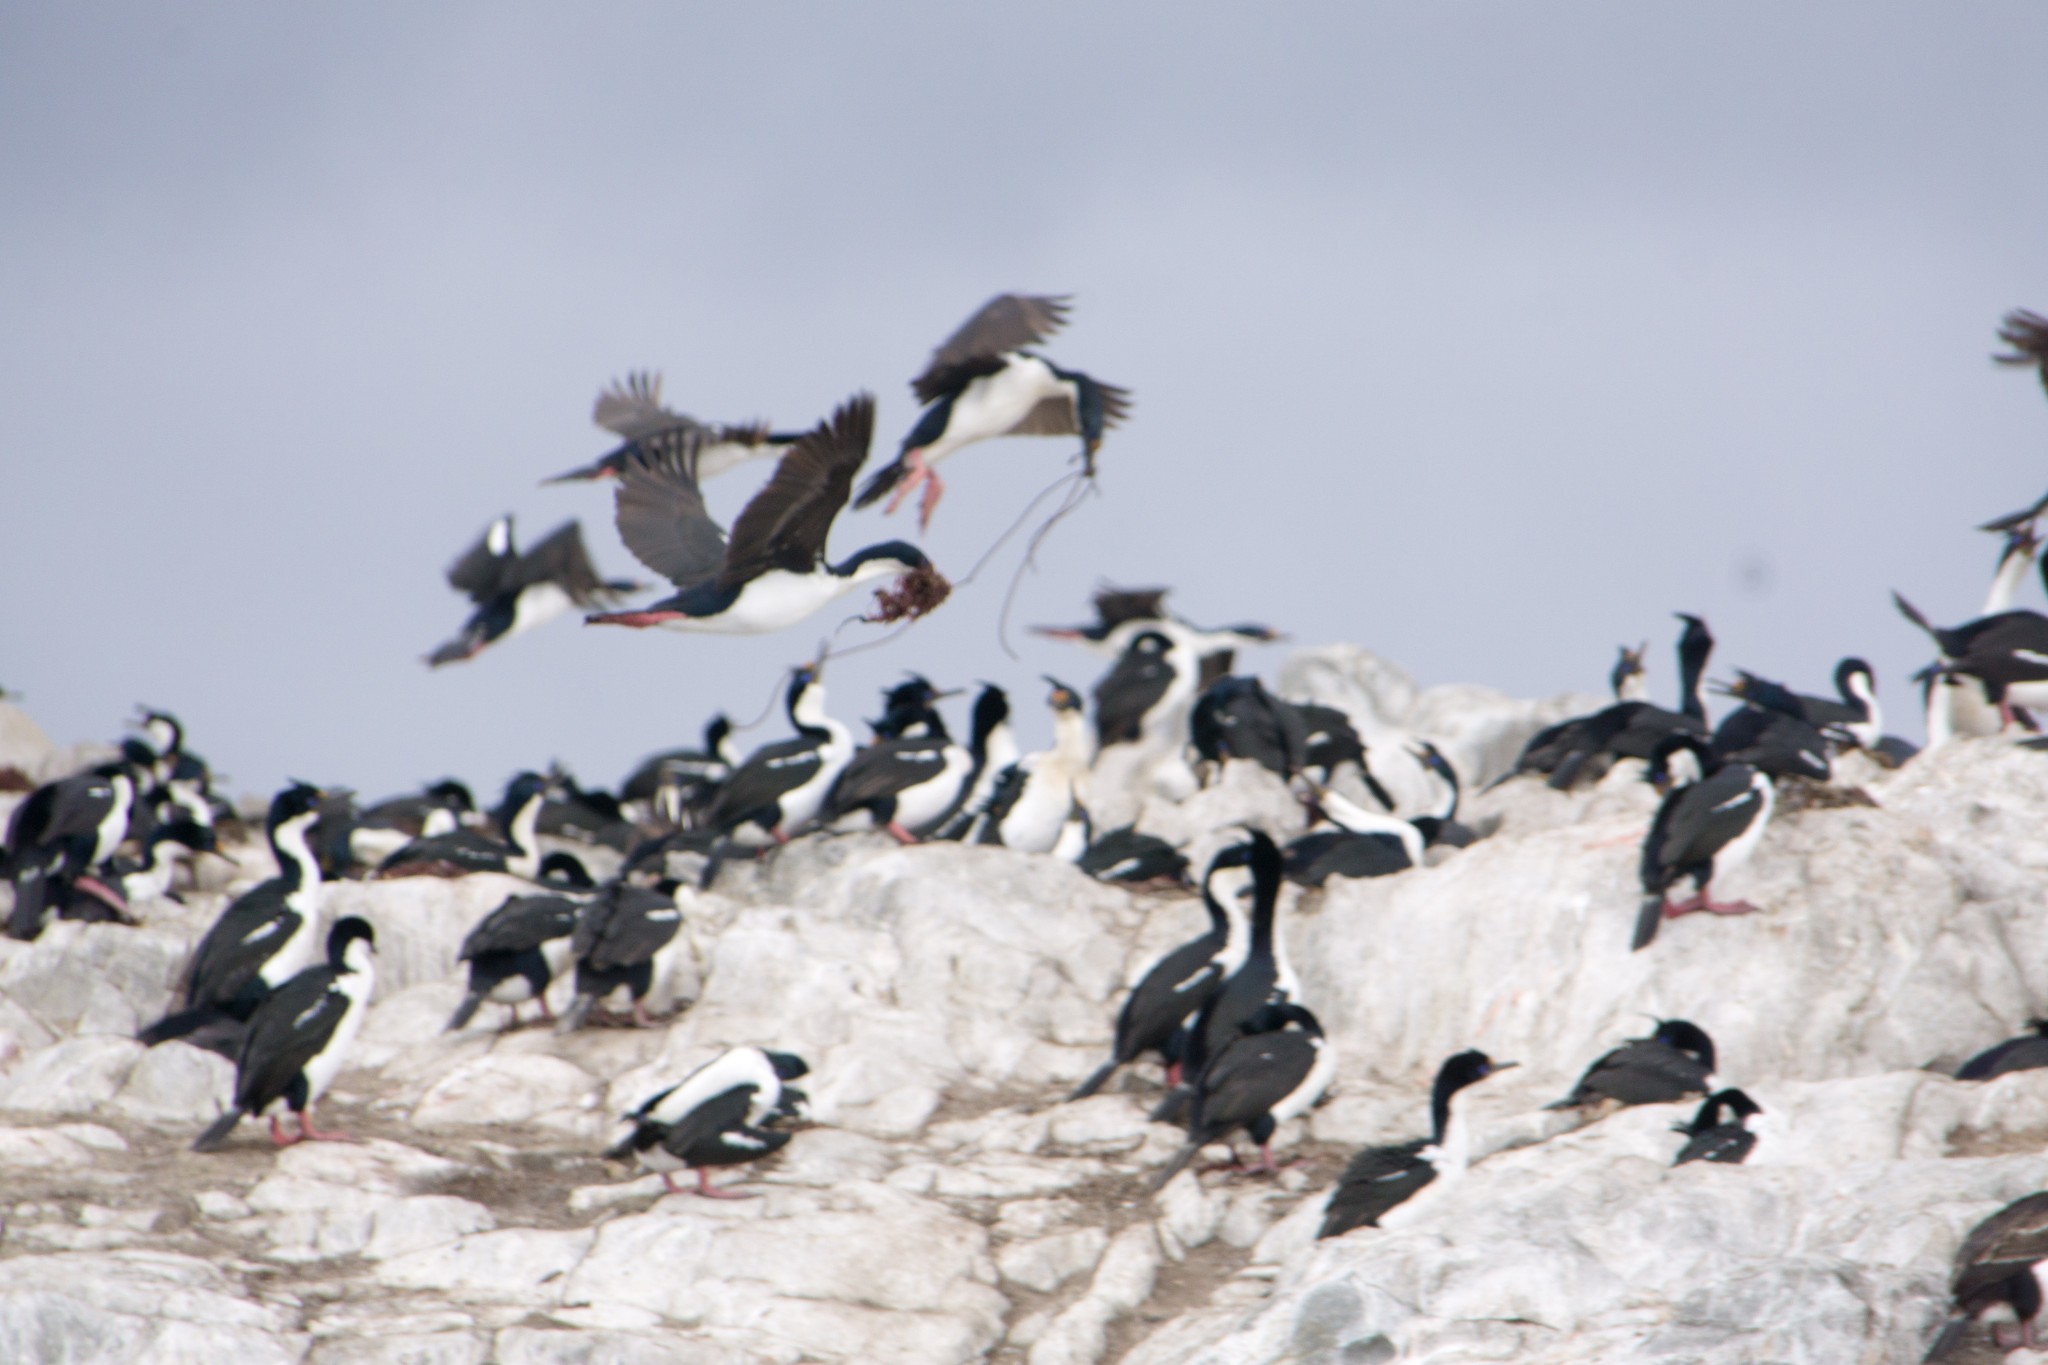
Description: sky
xmin=3 ymin=4 xmax=2046 ymax=802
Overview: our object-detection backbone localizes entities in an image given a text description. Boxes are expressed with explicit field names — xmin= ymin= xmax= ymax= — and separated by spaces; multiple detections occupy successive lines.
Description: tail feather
xmin=1147 ymin=1141 xmax=1202 ymax=1194
xmin=1067 ymin=1060 xmax=1120 ymax=1103
xmin=1921 ymin=1314 xmax=1968 ymax=1362
xmin=555 ymin=993 xmax=595 ymax=1036
xmin=1892 ymin=591 xmax=1939 ymax=640
xmin=139 ymin=1006 xmax=241 ymax=1053
xmin=1150 ymin=1085 xmax=1192 ymax=1125
xmin=192 ymin=1107 xmax=244 ymax=1152
xmin=6 ymin=868 xmax=49 ymax=942
xmin=446 ymin=992 xmax=485 ymax=1032
xmin=1631 ymin=896 xmax=1665 ymax=951
xmin=852 ymin=457 xmax=906 ymax=510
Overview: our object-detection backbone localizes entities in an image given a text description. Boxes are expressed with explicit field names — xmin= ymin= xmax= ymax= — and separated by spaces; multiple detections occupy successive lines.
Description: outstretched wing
xmin=912 ymin=294 xmax=1072 ymax=405
xmin=1094 ymin=587 xmax=1168 ymax=627
xmin=594 ymin=372 xmax=687 ymax=441
xmin=1996 ymin=310 xmax=2048 ymax=395
xmin=446 ymin=518 xmax=516 ymax=603
xmin=516 ymin=521 xmax=609 ymax=601
xmin=613 ymin=437 xmax=727 ymax=590
xmin=718 ymin=393 xmax=873 ymax=591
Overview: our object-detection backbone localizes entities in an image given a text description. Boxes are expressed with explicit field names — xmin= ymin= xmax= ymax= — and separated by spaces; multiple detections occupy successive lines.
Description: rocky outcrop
xmin=2 ymin=675 xmax=2048 ymax=1362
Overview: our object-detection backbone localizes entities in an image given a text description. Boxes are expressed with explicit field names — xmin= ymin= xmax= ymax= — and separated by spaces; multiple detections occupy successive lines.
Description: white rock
xmin=997 ymin=1226 xmax=1109 ymax=1293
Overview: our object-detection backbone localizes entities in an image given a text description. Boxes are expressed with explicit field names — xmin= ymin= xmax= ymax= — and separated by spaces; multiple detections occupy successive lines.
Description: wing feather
xmin=911 ymin=295 xmax=1071 ymax=404
xmin=718 ymin=393 xmax=873 ymax=591
xmin=613 ymin=437 xmax=727 ymax=590
xmin=593 ymin=372 xmax=682 ymax=440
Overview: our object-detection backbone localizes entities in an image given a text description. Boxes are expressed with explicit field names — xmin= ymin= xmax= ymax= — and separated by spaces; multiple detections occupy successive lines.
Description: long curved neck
xmin=1052 ymin=709 xmax=1094 ymax=768
xmin=271 ymin=815 xmax=321 ymax=892
xmin=505 ymin=794 xmax=541 ymax=860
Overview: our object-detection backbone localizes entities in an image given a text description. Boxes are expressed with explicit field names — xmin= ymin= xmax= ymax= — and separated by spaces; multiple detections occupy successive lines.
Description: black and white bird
xmin=1153 ymin=830 xmax=1298 ymax=1120
xmin=139 ymin=783 xmax=328 ymax=1053
xmin=1507 ymin=614 xmax=1714 ymax=790
xmin=1318 ymin=1050 xmax=1516 ymax=1237
xmin=587 ymin=394 xmax=943 ymax=636
xmin=1282 ymin=782 xmax=1425 ymax=888
xmin=1671 ymin=1088 xmax=1761 ymax=1166
xmin=1923 ymin=1191 xmax=2048 ymax=1359
xmin=1717 ymin=658 xmax=1881 ymax=754
xmin=1189 ymin=677 xmax=1368 ymax=785
xmin=1895 ymin=592 xmax=2048 ymax=732
xmin=1075 ymin=826 xmax=1189 ymax=885
xmin=192 ymin=917 xmax=377 ymax=1151
xmin=427 ymin=518 xmax=638 ymax=666
xmin=556 ymin=881 xmax=683 ymax=1033
xmin=446 ymin=893 xmax=582 ymax=1031
xmin=619 ymin=717 xmax=734 ymax=829
xmin=1611 ymin=643 xmax=1650 ymax=701
xmin=606 ymin=1046 xmax=811 ymax=1198
xmin=853 ymin=294 xmax=1132 ymax=528
xmin=545 ymin=372 xmax=802 ymax=486
xmin=88 ymin=819 xmax=220 ymax=913
xmin=1978 ymin=521 xmax=2044 ymax=613
xmin=1706 ymin=697 xmax=1832 ymax=785
xmin=377 ymin=771 xmax=552 ymax=879
xmin=1548 ymin=1019 xmax=1717 ymax=1110
xmin=4 ymin=760 xmax=138 ymax=940
xmin=1069 ymin=840 xmax=1252 ymax=1100
xmin=972 ymin=678 xmax=1093 ymax=853
xmin=347 ymin=779 xmax=477 ymax=868
xmin=817 ymin=685 xmax=1005 ymax=843
xmin=1149 ymin=1003 xmax=1335 ymax=1192
xmin=1632 ymin=734 xmax=1775 ymax=951
xmin=1996 ymin=307 xmax=2048 ymax=399
xmin=1955 ymin=1020 xmax=2048 ymax=1081
xmin=701 ymin=666 xmax=853 ymax=848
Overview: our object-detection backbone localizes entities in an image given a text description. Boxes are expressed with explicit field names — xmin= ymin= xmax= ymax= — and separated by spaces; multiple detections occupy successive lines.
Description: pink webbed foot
xmin=297 ymin=1103 xmax=356 ymax=1144
xmin=885 ymin=821 xmax=920 ymax=846
xmin=915 ymin=471 xmax=945 ymax=531
xmin=1698 ymin=898 xmax=1760 ymax=918
xmin=630 ymin=998 xmax=657 ymax=1029
xmin=883 ymin=449 xmax=932 ymax=518
xmin=1661 ymin=893 xmax=1706 ymax=919
xmin=691 ymin=1168 xmax=758 ymax=1200
xmin=268 ymin=1114 xmax=300 ymax=1148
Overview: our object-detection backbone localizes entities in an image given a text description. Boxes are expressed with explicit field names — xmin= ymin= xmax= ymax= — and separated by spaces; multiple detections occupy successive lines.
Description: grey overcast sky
xmin=4 ymin=4 xmax=2045 ymax=800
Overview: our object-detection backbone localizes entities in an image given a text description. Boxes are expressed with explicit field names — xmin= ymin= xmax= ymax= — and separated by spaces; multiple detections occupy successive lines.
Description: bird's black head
xmin=705 ymin=714 xmax=733 ymax=750
xmin=138 ymin=709 xmax=183 ymax=752
xmin=121 ymin=738 xmax=157 ymax=770
xmin=1652 ymin=1019 xmax=1717 ymax=1070
xmin=766 ymin=1050 xmax=809 ymax=1081
xmin=1835 ymin=658 xmax=1874 ymax=692
xmin=1043 ymin=676 xmax=1083 ymax=713
xmin=839 ymin=541 xmax=931 ymax=575
xmin=1430 ymin=1049 xmax=1515 ymax=1140
xmin=970 ymin=684 xmax=1010 ymax=743
xmin=268 ymin=782 xmax=325 ymax=833
xmin=496 ymin=771 xmax=551 ymax=828
xmin=786 ymin=664 xmax=822 ymax=718
xmin=539 ymin=850 xmax=596 ymax=889
xmin=1645 ymin=734 xmax=1712 ymax=794
xmin=327 ymin=915 xmax=376 ymax=964
xmin=1712 ymin=1087 xmax=1761 ymax=1120
xmin=1674 ymin=613 xmax=1714 ymax=661
xmin=1411 ymin=740 xmax=1459 ymax=789
xmin=427 ymin=780 xmax=476 ymax=813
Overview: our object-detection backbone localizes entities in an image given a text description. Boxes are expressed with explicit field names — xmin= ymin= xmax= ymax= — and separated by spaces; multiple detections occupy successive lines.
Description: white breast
xmin=655 ymin=571 xmax=872 ymax=635
xmin=923 ymin=355 xmax=1065 ymax=463
xmin=510 ymin=582 xmax=575 ymax=638
xmin=891 ymin=746 xmax=976 ymax=832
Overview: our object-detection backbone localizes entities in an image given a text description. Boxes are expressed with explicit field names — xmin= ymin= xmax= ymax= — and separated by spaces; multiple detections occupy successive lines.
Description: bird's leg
xmin=504 ymin=1003 xmax=522 ymax=1030
xmin=692 ymin=1168 xmax=758 ymax=1200
xmin=268 ymin=1114 xmax=298 ymax=1148
xmin=884 ymin=821 xmax=920 ymax=846
xmin=535 ymin=995 xmax=554 ymax=1022
xmin=1994 ymin=1321 xmax=2021 ymax=1348
xmin=72 ymin=876 xmax=129 ymax=915
xmin=297 ymin=1102 xmax=356 ymax=1143
xmin=1661 ymin=893 xmax=1705 ymax=919
xmin=631 ymin=998 xmax=656 ymax=1029
xmin=660 ymin=1173 xmax=680 ymax=1194
xmin=916 ymin=469 xmax=946 ymax=531
xmin=1163 ymin=1061 xmax=1182 ymax=1088
xmin=1696 ymin=887 xmax=1760 ymax=917
xmin=883 ymin=448 xmax=932 ymax=518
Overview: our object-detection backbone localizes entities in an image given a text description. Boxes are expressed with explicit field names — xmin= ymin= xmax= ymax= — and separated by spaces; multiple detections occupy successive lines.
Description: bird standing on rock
xmin=1318 ymin=1049 xmax=1515 ymax=1236
xmin=854 ymin=294 xmax=1131 ymax=529
xmin=193 ymin=917 xmax=377 ymax=1152
xmin=446 ymin=893 xmax=582 ymax=1031
xmin=1633 ymin=734 xmax=1774 ymax=951
xmin=1924 ymin=1191 xmax=2048 ymax=1359
xmin=1549 ymin=1019 xmax=1716 ymax=1110
xmin=1149 ymin=1002 xmax=1335 ymax=1192
xmin=556 ymin=881 xmax=683 ymax=1033
xmin=607 ymin=1046 xmax=811 ymax=1198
